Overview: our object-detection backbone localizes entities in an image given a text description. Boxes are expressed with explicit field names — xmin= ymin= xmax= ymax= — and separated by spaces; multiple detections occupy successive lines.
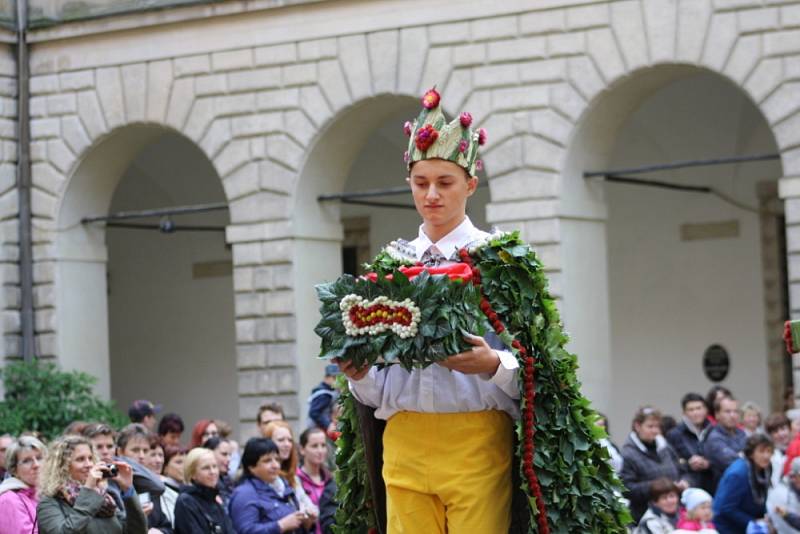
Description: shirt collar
xmin=415 ymin=216 xmax=477 ymax=260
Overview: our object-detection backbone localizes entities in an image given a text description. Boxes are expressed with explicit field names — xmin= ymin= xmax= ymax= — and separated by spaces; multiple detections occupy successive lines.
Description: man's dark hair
xmin=158 ymin=413 xmax=184 ymax=436
xmin=116 ymin=423 xmax=151 ymax=451
xmin=681 ymin=392 xmax=705 ymax=411
xmin=257 ymin=403 xmax=285 ymax=424
xmin=714 ymin=395 xmax=737 ymax=416
xmin=239 ymin=438 xmax=279 ymax=481
xmin=706 ymin=385 xmax=732 ymax=414
xmin=765 ymin=413 xmax=791 ymax=435
xmin=661 ymin=415 xmax=677 ymax=436
xmin=82 ymin=423 xmax=115 ymax=440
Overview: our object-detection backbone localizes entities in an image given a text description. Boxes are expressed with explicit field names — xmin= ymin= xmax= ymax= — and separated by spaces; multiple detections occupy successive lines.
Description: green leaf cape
xmin=316 ymin=232 xmax=631 ymax=533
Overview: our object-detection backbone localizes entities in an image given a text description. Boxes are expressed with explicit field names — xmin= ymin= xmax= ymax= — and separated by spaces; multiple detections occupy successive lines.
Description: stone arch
xmin=559 ymin=0 xmax=796 ymax=176
xmin=51 ymin=123 xmax=236 ymax=405
xmin=561 ymin=60 xmax=784 ymax=435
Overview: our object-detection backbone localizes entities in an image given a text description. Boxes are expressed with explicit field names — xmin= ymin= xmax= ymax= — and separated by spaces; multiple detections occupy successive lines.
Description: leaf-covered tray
xmin=314 ymin=265 xmax=488 ymax=370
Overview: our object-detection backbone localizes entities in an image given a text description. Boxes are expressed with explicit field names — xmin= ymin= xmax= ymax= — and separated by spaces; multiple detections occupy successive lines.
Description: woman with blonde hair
xmin=741 ymin=401 xmax=764 ymax=436
xmin=173 ymin=447 xmax=233 ymax=534
xmin=262 ymin=421 xmax=318 ymax=519
xmin=0 ymin=435 xmax=46 ymax=533
xmin=37 ymin=435 xmax=146 ymax=533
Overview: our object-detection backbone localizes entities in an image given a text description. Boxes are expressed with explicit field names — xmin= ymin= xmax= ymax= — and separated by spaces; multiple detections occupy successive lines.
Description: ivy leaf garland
xmin=332 ymin=374 xmax=376 ymax=534
xmin=469 ymin=233 xmax=631 ymax=532
xmin=321 ymin=231 xmax=631 ymax=533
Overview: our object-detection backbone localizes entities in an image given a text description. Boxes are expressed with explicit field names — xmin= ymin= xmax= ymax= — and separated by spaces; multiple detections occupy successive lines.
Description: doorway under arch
xmin=562 ymin=65 xmax=784 ymax=440
xmin=55 ymin=125 xmax=238 ymax=433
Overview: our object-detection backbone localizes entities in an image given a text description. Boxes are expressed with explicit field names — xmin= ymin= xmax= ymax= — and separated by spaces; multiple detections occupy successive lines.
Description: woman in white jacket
xmin=768 ymin=456 xmax=800 ymax=533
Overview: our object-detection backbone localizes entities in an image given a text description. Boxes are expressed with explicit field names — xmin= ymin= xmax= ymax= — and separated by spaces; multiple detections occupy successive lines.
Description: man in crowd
xmin=84 ymin=423 xmax=117 ymax=464
xmin=257 ymin=402 xmax=285 ymax=437
xmin=704 ymin=396 xmax=747 ymax=491
xmin=157 ymin=413 xmax=185 ymax=447
xmin=117 ymin=423 xmax=173 ymax=533
xmin=129 ymin=399 xmax=161 ymax=432
xmin=308 ymin=364 xmax=341 ymax=433
xmin=666 ymin=392 xmax=712 ymax=492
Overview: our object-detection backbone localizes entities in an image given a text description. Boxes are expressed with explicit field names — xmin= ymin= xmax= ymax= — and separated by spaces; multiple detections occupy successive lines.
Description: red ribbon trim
xmin=364 ymin=263 xmax=473 ymax=283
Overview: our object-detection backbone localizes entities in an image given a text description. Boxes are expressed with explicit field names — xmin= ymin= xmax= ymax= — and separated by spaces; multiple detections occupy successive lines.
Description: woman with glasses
xmin=0 ymin=436 xmax=46 ymax=533
xmin=189 ymin=420 xmax=219 ymax=448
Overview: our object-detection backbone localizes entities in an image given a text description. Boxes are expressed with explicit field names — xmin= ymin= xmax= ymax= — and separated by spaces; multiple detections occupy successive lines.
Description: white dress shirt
xmin=349 ymin=217 xmax=520 ymax=419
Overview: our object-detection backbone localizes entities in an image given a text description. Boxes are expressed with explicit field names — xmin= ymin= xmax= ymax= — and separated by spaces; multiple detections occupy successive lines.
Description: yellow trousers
xmin=382 ymin=410 xmax=512 ymax=534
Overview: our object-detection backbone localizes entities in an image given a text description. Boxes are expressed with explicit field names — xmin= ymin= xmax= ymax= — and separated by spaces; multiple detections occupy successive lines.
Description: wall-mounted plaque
xmin=703 ymin=344 xmax=730 ymax=382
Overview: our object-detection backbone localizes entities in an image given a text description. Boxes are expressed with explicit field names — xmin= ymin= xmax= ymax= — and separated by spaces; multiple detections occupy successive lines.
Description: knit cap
xmin=681 ymin=487 xmax=712 ymax=511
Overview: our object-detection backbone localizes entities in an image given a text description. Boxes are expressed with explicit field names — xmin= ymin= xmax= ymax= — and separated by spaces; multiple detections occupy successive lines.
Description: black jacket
xmin=318 ymin=477 xmax=337 ymax=534
xmin=665 ymin=417 xmax=712 ymax=492
xmin=620 ymin=433 xmax=683 ymax=523
xmin=174 ymin=483 xmax=234 ymax=534
xmin=122 ymin=455 xmax=174 ymax=534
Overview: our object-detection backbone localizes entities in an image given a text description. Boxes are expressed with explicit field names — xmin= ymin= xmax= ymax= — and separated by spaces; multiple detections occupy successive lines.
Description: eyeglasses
xmin=202 ymin=430 xmax=219 ymax=439
xmin=18 ymin=456 xmax=43 ymax=467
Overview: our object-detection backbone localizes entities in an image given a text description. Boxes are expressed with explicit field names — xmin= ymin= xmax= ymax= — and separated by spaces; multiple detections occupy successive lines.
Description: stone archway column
xmin=779 ymin=176 xmax=800 ymax=405
xmin=52 ymin=227 xmax=111 ymax=399
xmin=228 ymin=225 xmax=344 ymax=438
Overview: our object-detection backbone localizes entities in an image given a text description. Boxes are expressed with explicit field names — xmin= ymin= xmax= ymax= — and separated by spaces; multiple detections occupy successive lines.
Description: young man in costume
xmin=337 ymin=88 xmax=519 ymax=533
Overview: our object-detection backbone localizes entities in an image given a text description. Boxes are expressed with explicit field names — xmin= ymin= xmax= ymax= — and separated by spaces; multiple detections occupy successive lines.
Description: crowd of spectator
xmin=3 ymin=358 xmax=800 ymax=533
xmin=0 ymin=364 xmax=342 ymax=533
xmin=609 ymin=384 xmax=800 ymax=534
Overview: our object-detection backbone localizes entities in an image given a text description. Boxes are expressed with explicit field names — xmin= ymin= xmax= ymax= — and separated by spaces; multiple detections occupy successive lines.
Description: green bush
xmin=0 ymin=361 xmax=127 ymax=439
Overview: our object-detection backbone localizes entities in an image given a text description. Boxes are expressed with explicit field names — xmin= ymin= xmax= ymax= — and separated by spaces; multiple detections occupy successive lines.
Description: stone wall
xmin=21 ymin=0 xmax=800 ymax=428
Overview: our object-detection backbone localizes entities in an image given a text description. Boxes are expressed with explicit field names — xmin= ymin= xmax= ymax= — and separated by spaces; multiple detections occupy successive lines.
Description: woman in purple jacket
xmin=229 ymin=438 xmax=315 ymax=534
xmin=0 ymin=436 xmax=46 ymax=534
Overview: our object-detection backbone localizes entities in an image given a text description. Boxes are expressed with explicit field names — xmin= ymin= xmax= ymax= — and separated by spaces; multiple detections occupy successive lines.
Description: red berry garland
xmin=459 ymin=248 xmax=550 ymax=534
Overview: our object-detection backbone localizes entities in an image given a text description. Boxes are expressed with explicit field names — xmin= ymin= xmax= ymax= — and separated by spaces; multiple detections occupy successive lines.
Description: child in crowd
xmin=676 ymin=487 xmax=717 ymax=533
xmin=636 ymin=478 xmax=680 ymax=534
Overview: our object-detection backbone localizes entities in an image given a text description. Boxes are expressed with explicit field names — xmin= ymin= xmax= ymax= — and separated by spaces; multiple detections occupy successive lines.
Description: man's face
xmin=791 ymin=473 xmax=800 ymax=491
xmin=259 ymin=411 xmax=282 ymax=436
xmin=684 ymin=401 xmax=708 ymax=427
xmin=161 ymin=431 xmax=182 ymax=447
xmin=0 ymin=436 xmax=12 ymax=469
xmin=120 ymin=436 xmax=150 ymax=465
xmin=91 ymin=435 xmax=116 ymax=463
xmin=408 ymin=159 xmax=477 ymax=233
xmin=716 ymin=398 xmax=740 ymax=430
